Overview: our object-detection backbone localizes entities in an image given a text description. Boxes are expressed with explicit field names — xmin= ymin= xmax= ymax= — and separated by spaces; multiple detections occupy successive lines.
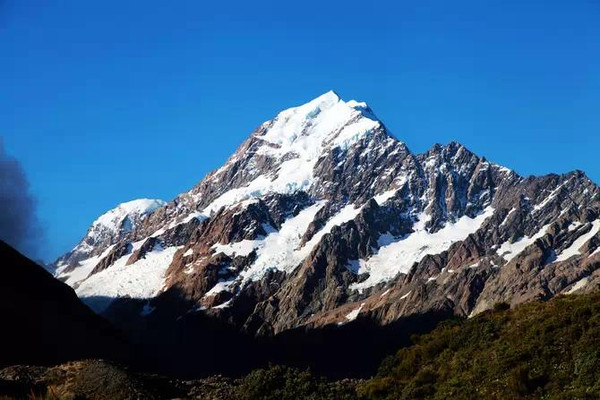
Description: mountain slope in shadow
xmin=0 ymin=240 xmax=131 ymax=367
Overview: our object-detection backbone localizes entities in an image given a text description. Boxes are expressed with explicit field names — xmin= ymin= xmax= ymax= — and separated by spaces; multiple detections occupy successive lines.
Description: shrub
xmin=357 ymin=293 xmax=600 ymax=399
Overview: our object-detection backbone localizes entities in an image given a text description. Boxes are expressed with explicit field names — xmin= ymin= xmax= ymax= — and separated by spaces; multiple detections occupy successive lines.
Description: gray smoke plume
xmin=0 ymin=141 xmax=41 ymax=258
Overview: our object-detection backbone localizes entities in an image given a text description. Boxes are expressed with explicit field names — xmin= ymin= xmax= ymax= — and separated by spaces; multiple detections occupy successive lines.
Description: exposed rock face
xmin=53 ymin=91 xmax=600 ymax=346
xmin=91 ymin=242 xmax=132 ymax=274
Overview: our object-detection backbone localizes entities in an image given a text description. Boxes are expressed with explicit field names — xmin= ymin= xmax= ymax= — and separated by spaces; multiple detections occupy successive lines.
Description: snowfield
xmin=555 ymin=220 xmax=600 ymax=262
xmin=76 ymin=244 xmax=181 ymax=313
xmin=187 ymin=91 xmax=386 ymax=219
xmin=496 ymin=224 xmax=552 ymax=263
xmin=93 ymin=198 xmax=166 ymax=229
xmin=212 ymin=200 xmax=364 ymax=285
xmin=351 ymin=207 xmax=495 ymax=291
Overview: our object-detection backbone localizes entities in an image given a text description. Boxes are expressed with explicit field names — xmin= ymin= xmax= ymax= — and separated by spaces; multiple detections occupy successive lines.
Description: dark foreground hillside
xmin=3 ymin=293 xmax=600 ymax=399
xmin=0 ymin=241 xmax=131 ymax=368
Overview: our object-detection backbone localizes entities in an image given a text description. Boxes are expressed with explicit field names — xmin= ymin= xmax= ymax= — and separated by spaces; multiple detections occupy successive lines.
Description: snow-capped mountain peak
xmin=256 ymin=90 xmax=384 ymax=154
xmin=54 ymin=198 xmax=166 ymax=277
xmin=172 ymin=92 xmax=401 ymax=222
xmin=92 ymin=198 xmax=166 ymax=232
xmin=53 ymin=92 xmax=600 ymax=342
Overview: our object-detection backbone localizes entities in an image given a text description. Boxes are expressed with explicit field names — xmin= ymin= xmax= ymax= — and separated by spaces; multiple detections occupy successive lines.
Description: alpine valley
xmin=50 ymin=91 xmax=600 ymax=377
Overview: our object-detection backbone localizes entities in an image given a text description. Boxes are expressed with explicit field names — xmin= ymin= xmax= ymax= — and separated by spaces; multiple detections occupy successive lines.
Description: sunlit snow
xmin=555 ymin=220 xmax=600 ymax=262
xmin=197 ymin=91 xmax=383 ymax=217
xmin=350 ymin=207 xmax=495 ymax=291
xmin=533 ymin=182 xmax=567 ymax=212
xmin=496 ymin=224 xmax=552 ymax=263
xmin=236 ymin=202 xmax=327 ymax=282
xmin=345 ymin=303 xmax=365 ymax=322
xmin=56 ymin=245 xmax=115 ymax=286
xmin=212 ymin=200 xmax=368 ymax=284
xmin=565 ymin=276 xmax=589 ymax=294
xmin=76 ymin=244 xmax=181 ymax=313
xmin=93 ymin=198 xmax=166 ymax=231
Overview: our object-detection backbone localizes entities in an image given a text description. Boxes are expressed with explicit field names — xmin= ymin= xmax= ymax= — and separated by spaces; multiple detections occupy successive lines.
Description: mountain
xmin=54 ymin=198 xmax=166 ymax=282
xmin=52 ymin=91 xmax=600 ymax=375
xmin=0 ymin=240 xmax=130 ymax=368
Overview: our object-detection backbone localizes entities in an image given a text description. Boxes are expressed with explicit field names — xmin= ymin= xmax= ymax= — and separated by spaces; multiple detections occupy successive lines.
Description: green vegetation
xmin=359 ymin=294 xmax=600 ymax=400
xmin=231 ymin=365 xmax=358 ymax=400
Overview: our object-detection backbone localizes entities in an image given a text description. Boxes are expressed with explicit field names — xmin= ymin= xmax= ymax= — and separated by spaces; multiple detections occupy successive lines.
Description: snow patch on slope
xmin=213 ymin=200 xmax=368 ymax=283
xmin=555 ymin=220 xmax=600 ymax=262
xmin=238 ymin=202 xmax=326 ymax=282
xmin=345 ymin=303 xmax=365 ymax=322
xmin=76 ymin=244 xmax=181 ymax=313
xmin=204 ymin=279 xmax=236 ymax=298
xmin=373 ymin=189 xmax=398 ymax=205
xmin=497 ymin=224 xmax=552 ymax=263
xmin=533 ymin=182 xmax=566 ymax=212
xmin=499 ymin=207 xmax=516 ymax=228
xmin=212 ymin=239 xmax=263 ymax=258
xmin=57 ymin=245 xmax=115 ymax=286
xmin=350 ymin=207 xmax=495 ymax=291
xmin=301 ymin=202 xmax=363 ymax=252
xmin=565 ymin=276 xmax=590 ymax=294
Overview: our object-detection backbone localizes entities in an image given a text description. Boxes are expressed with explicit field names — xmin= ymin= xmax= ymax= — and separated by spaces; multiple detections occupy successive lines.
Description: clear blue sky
xmin=2 ymin=0 xmax=599 ymax=262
